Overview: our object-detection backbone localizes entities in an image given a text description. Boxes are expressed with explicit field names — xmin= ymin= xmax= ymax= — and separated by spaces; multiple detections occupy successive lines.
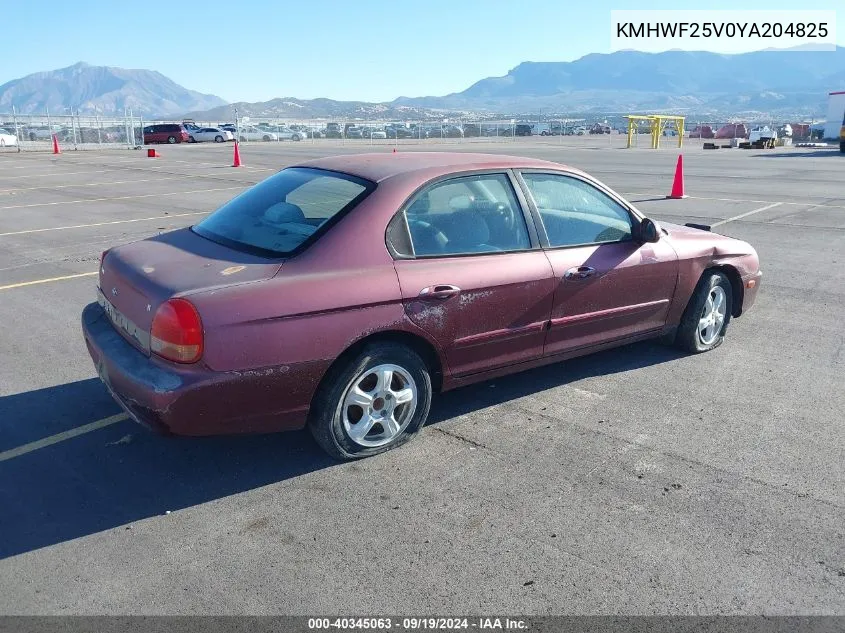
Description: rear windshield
xmin=193 ymin=167 xmax=372 ymax=256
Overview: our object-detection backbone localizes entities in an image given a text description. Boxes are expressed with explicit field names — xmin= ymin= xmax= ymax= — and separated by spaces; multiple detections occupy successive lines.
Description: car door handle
xmin=564 ymin=266 xmax=596 ymax=281
xmin=419 ymin=284 xmax=461 ymax=300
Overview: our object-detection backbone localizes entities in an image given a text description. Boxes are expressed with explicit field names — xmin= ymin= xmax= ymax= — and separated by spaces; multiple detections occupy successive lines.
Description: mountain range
xmin=0 ymin=62 xmax=226 ymax=117
xmin=3 ymin=47 xmax=844 ymax=120
xmin=394 ymin=46 xmax=845 ymax=116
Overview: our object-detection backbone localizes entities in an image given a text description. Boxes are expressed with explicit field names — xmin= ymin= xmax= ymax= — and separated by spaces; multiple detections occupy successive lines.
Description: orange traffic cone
xmin=666 ymin=154 xmax=687 ymax=199
xmin=147 ymin=148 xmax=159 ymax=158
xmin=232 ymin=141 xmax=242 ymax=167
xmin=51 ymin=134 xmax=61 ymax=155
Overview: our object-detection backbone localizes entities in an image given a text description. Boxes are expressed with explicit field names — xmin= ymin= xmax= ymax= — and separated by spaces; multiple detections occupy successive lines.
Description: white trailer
xmin=823 ymin=90 xmax=845 ymax=141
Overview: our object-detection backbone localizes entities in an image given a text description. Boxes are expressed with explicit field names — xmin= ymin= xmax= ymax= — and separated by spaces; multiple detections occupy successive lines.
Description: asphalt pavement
xmin=0 ymin=138 xmax=843 ymax=615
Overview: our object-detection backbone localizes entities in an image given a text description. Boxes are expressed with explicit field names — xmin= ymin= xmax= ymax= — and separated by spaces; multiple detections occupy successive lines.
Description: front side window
xmin=521 ymin=173 xmax=633 ymax=247
xmin=194 ymin=167 xmax=370 ymax=256
xmin=397 ymin=173 xmax=531 ymax=257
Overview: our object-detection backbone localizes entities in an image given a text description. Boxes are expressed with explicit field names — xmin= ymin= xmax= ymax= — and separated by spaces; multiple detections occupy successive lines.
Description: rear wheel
xmin=308 ymin=343 xmax=432 ymax=460
xmin=676 ymin=271 xmax=733 ymax=353
xmin=214 ymin=135 xmax=224 ymax=143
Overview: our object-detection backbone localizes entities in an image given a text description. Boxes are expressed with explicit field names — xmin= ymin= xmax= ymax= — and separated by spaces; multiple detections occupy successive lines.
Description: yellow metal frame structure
xmin=624 ymin=115 xmax=685 ymax=149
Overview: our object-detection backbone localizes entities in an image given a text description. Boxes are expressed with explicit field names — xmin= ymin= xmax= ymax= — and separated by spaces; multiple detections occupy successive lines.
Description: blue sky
xmin=0 ymin=0 xmax=840 ymax=102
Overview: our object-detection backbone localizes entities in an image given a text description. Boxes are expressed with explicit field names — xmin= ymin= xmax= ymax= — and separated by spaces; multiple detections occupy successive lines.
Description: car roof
xmin=293 ymin=152 xmax=576 ymax=183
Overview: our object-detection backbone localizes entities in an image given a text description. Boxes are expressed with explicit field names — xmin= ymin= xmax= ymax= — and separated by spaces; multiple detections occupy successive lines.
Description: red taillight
xmin=150 ymin=298 xmax=203 ymax=363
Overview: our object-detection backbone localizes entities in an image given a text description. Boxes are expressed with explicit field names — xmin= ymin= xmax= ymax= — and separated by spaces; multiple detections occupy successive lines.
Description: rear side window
xmin=194 ymin=168 xmax=372 ymax=256
xmin=394 ymin=173 xmax=531 ymax=257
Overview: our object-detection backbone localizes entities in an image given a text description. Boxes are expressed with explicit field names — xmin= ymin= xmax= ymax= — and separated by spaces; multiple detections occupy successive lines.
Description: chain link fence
xmin=0 ymin=111 xmax=145 ymax=151
xmin=0 ymin=112 xmax=818 ymax=152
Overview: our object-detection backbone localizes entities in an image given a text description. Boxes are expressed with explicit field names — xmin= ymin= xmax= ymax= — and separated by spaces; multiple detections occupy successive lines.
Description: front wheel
xmin=308 ymin=343 xmax=432 ymax=460
xmin=676 ymin=271 xmax=733 ymax=353
xmin=214 ymin=135 xmax=224 ymax=143
xmin=167 ymin=136 xmax=177 ymax=144
xmin=262 ymin=135 xmax=271 ymax=142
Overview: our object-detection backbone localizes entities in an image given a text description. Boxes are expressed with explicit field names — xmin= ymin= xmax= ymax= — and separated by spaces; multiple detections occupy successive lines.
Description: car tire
xmin=167 ymin=136 xmax=177 ymax=144
xmin=676 ymin=271 xmax=733 ymax=353
xmin=262 ymin=135 xmax=271 ymax=142
xmin=214 ymin=135 xmax=223 ymax=143
xmin=188 ymin=136 xmax=196 ymax=143
xmin=840 ymin=141 xmax=845 ymax=153
xmin=308 ymin=342 xmax=432 ymax=461
xmin=239 ymin=136 xmax=246 ymax=142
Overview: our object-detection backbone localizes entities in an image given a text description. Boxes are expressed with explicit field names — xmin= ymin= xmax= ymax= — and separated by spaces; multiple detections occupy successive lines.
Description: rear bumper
xmin=81 ymin=302 xmax=313 ymax=436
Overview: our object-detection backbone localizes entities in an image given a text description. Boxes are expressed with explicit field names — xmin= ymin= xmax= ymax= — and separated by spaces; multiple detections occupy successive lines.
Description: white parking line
xmin=710 ymin=202 xmax=783 ymax=228
xmin=0 ymin=271 xmax=98 ymax=291
xmin=0 ymin=186 xmax=243 ymax=210
xmin=0 ymin=413 xmax=128 ymax=463
xmin=0 ymin=177 xmax=188 ymax=193
xmin=0 ymin=211 xmax=209 ymax=237
xmin=0 ymin=170 xmax=120 ymax=180
xmin=624 ymin=192 xmax=845 ymax=210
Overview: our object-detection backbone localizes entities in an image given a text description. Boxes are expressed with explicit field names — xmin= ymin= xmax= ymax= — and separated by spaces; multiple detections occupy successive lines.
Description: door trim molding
xmin=549 ymin=298 xmax=670 ymax=329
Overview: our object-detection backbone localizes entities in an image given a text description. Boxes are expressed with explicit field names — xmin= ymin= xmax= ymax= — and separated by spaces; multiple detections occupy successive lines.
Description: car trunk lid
xmin=98 ymin=228 xmax=283 ymax=354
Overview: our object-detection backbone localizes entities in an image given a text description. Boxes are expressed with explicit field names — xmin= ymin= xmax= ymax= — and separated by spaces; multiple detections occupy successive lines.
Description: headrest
xmin=444 ymin=210 xmax=490 ymax=248
xmin=264 ymin=202 xmax=305 ymax=223
xmin=468 ymin=199 xmax=506 ymax=213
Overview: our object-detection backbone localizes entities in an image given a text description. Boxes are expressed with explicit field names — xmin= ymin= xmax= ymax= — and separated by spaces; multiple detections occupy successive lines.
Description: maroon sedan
xmin=82 ymin=152 xmax=762 ymax=460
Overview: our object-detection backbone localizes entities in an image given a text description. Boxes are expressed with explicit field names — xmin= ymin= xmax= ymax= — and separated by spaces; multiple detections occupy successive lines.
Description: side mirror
xmin=639 ymin=217 xmax=661 ymax=243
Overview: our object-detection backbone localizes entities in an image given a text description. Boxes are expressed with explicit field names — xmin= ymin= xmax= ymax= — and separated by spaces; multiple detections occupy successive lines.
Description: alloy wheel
xmin=340 ymin=364 xmax=417 ymax=448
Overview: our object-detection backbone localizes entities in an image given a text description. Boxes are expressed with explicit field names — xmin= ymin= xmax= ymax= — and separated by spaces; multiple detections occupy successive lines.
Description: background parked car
xmin=386 ymin=125 xmax=414 ymax=139
xmin=324 ymin=123 xmax=343 ymax=138
xmin=461 ymin=123 xmax=481 ymax=137
xmin=144 ymin=124 xmax=190 ymax=144
xmin=715 ymin=123 xmax=748 ymax=139
xmin=188 ymin=127 xmax=234 ymax=143
xmin=345 ymin=126 xmax=363 ymax=139
xmin=276 ymin=127 xmax=307 ymax=141
xmin=290 ymin=125 xmax=320 ymax=138
xmin=689 ymin=125 xmax=714 ymax=139
xmin=369 ymin=128 xmax=387 ymax=139
xmin=0 ymin=128 xmax=17 ymax=147
xmin=238 ymin=126 xmax=279 ymax=142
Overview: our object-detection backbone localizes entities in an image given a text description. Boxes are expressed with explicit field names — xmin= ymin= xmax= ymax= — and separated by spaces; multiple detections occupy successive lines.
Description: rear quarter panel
xmin=186 ymin=181 xmax=450 ymax=414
